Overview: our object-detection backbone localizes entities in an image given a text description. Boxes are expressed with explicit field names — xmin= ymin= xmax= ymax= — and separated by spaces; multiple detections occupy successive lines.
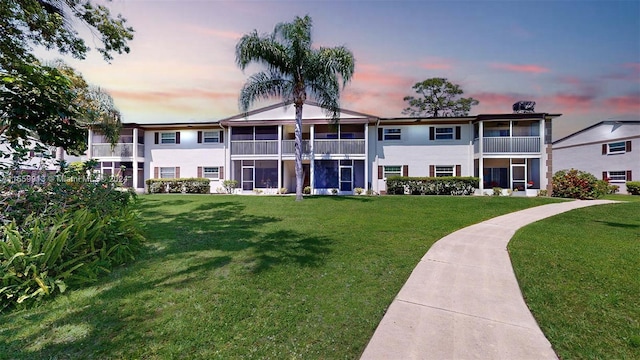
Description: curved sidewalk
xmin=361 ymin=200 xmax=616 ymax=360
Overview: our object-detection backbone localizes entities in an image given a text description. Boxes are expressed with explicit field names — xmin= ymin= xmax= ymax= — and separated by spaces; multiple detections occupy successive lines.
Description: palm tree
xmin=235 ymin=15 xmax=355 ymax=201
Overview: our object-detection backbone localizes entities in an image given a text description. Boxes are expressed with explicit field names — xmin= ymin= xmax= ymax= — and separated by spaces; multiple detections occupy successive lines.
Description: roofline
xmin=219 ymin=101 xmax=380 ymax=122
xmin=553 ymin=120 xmax=640 ymax=144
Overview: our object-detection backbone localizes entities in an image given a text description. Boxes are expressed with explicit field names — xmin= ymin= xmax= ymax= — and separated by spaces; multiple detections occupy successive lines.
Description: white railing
xmin=92 ymin=143 xmax=143 ymax=158
xmin=231 ymin=140 xmax=278 ymax=155
xmin=479 ymin=137 xmax=540 ymax=153
xmin=314 ymin=139 xmax=365 ymax=155
xmin=282 ymin=140 xmax=311 ymax=155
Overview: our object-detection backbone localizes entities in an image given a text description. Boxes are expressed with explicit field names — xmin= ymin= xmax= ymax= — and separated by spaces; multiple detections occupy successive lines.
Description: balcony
xmin=282 ymin=140 xmax=311 ymax=155
xmin=231 ymin=140 xmax=278 ymax=155
xmin=92 ymin=143 xmax=144 ymax=158
xmin=313 ymin=139 xmax=365 ymax=155
xmin=475 ymin=137 xmax=541 ymax=154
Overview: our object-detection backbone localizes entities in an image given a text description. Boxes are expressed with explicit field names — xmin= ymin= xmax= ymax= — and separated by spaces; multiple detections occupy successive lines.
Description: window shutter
xmin=429 ymin=127 xmax=435 ymax=140
xmin=429 ymin=165 xmax=435 ymax=177
xmin=175 ymin=132 xmax=180 ymax=144
xmin=220 ymin=166 xmax=224 ymax=179
xmin=403 ymin=165 xmax=408 ymax=177
xmin=602 ymin=144 xmax=607 ymax=155
xmin=219 ymin=130 xmax=224 ymax=143
xmin=154 ymin=167 xmax=159 ymax=178
xmin=602 ymin=171 xmax=607 ymax=180
xmin=197 ymin=166 xmax=202 ymax=177
xmin=455 ymin=126 xmax=461 ymax=140
xmin=175 ymin=167 xmax=180 ymax=178
xmin=378 ymin=128 xmax=383 ymax=141
xmin=626 ymin=140 xmax=632 ymax=152
xmin=456 ymin=165 xmax=461 ymax=176
xmin=29 ymin=150 xmax=35 ymax=157
xmin=154 ymin=132 xmax=159 ymax=144
xmin=378 ymin=166 xmax=383 ymax=179
xmin=197 ymin=131 xmax=202 ymax=143
xmin=627 ymin=170 xmax=632 ymax=181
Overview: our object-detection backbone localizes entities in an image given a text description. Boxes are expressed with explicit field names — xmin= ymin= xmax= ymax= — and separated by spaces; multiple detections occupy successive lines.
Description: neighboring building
xmin=86 ymin=102 xmax=561 ymax=196
xmin=553 ymin=121 xmax=640 ymax=194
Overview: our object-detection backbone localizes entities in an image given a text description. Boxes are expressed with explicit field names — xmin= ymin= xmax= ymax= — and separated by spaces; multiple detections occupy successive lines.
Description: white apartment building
xmin=86 ymin=102 xmax=561 ymax=196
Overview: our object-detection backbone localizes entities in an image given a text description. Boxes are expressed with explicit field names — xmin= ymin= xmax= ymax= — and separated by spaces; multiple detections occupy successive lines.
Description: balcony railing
xmin=92 ymin=143 xmax=143 ymax=158
xmin=282 ymin=140 xmax=311 ymax=155
xmin=231 ymin=140 xmax=278 ymax=155
xmin=314 ymin=139 xmax=365 ymax=155
xmin=476 ymin=136 xmax=541 ymax=153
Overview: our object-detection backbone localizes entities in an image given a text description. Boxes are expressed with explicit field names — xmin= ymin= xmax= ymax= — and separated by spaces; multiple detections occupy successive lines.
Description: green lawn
xmin=0 ymin=195 xmax=558 ymax=359
xmin=509 ymin=199 xmax=640 ymax=359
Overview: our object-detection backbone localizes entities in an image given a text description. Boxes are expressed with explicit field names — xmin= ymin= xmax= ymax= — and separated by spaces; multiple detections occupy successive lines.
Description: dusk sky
xmin=43 ymin=0 xmax=640 ymax=140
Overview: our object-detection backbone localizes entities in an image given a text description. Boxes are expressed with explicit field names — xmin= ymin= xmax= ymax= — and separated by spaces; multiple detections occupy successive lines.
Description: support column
xmin=277 ymin=125 xmax=283 ymax=192
xmin=478 ymin=121 xmax=484 ymax=194
xmin=364 ymin=122 xmax=369 ymax=192
xmin=310 ymin=124 xmax=315 ymax=194
xmin=132 ymin=127 xmax=139 ymax=190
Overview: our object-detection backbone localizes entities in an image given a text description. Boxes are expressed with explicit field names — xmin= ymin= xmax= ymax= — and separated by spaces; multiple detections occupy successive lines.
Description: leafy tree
xmin=235 ymin=15 xmax=355 ymax=201
xmin=402 ymin=78 xmax=479 ymax=117
xmin=0 ymin=0 xmax=133 ymax=152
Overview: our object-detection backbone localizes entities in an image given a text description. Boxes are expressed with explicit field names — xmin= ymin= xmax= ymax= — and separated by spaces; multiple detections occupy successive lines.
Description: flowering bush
xmin=626 ymin=181 xmax=640 ymax=195
xmin=551 ymin=169 xmax=607 ymax=199
xmin=386 ymin=176 xmax=479 ymax=195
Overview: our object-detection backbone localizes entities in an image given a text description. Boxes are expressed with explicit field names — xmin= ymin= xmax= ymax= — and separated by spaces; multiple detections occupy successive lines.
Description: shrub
xmin=303 ymin=186 xmax=311 ymax=195
xmin=145 ymin=178 xmax=210 ymax=194
xmin=0 ymin=159 xmax=145 ymax=312
xmin=354 ymin=187 xmax=364 ymax=195
xmin=386 ymin=176 xmax=479 ymax=196
xmin=222 ymin=180 xmax=238 ymax=194
xmin=493 ymin=187 xmax=503 ymax=196
xmin=278 ymin=187 xmax=288 ymax=194
xmin=538 ymin=189 xmax=548 ymax=197
xmin=552 ymin=169 xmax=607 ymax=199
xmin=626 ymin=181 xmax=640 ymax=195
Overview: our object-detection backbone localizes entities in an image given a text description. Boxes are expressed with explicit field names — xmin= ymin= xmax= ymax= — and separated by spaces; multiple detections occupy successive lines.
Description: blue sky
xmin=47 ymin=0 xmax=640 ymax=139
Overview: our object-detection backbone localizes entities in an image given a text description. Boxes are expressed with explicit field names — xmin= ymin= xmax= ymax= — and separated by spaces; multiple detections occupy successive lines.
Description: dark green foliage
xmin=145 ymin=178 xmax=210 ymax=194
xmin=386 ymin=176 xmax=479 ymax=195
xmin=0 ymin=160 xmax=145 ymax=311
xmin=626 ymin=181 xmax=640 ymax=195
xmin=402 ymin=78 xmax=479 ymax=117
xmin=552 ymin=169 xmax=607 ymax=199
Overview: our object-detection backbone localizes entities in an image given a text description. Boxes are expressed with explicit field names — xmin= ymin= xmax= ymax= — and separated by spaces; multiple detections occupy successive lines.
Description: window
xmin=435 ymin=127 xmax=454 ymax=140
xmin=383 ymin=166 xmax=402 ymax=178
xmin=160 ymin=167 xmax=175 ymax=178
xmin=161 ymin=132 xmax=176 ymax=144
xmin=608 ymin=141 xmax=626 ymax=154
xmin=435 ymin=165 xmax=454 ymax=177
xmin=607 ymin=171 xmax=627 ymax=182
xmin=203 ymin=167 xmax=219 ymax=179
xmin=383 ymin=128 xmax=401 ymax=141
xmin=203 ymin=131 xmax=220 ymax=143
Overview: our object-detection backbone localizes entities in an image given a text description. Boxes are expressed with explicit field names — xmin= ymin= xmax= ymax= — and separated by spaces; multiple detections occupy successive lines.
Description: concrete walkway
xmin=361 ymin=200 xmax=616 ymax=360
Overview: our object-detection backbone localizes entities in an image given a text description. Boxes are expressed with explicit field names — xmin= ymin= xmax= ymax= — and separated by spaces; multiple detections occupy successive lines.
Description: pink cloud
xmin=491 ymin=63 xmax=550 ymax=74
xmin=109 ymin=88 xmax=238 ymax=104
xmin=602 ymin=94 xmax=640 ymax=114
xmin=352 ymin=65 xmax=413 ymax=88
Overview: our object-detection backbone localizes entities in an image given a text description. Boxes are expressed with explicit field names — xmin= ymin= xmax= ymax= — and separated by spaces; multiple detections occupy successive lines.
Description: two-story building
xmin=553 ymin=120 xmax=639 ymax=194
xmin=87 ymin=102 xmax=561 ymax=196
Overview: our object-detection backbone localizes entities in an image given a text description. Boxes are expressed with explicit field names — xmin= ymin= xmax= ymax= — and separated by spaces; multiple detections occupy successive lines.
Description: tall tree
xmin=0 ymin=0 xmax=132 ymax=151
xmin=236 ymin=15 xmax=355 ymax=201
xmin=402 ymin=78 xmax=479 ymax=117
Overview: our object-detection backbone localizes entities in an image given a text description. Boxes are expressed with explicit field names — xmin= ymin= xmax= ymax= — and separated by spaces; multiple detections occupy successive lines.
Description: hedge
xmin=386 ymin=176 xmax=479 ymax=195
xmin=145 ymin=178 xmax=210 ymax=194
xmin=626 ymin=181 xmax=640 ymax=195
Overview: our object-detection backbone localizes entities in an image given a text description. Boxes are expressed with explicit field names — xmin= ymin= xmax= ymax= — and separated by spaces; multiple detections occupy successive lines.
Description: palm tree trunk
xmin=294 ymin=103 xmax=304 ymax=201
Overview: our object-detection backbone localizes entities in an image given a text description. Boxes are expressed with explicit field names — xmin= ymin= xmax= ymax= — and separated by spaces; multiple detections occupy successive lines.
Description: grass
xmin=0 ymin=195 xmax=559 ymax=359
xmin=509 ymin=198 xmax=640 ymax=359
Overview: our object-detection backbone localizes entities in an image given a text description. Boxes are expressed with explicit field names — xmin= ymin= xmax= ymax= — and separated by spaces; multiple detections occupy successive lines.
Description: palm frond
xmin=238 ymin=71 xmax=293 ymax=111
xmin=235 ymin=30 xmax=290 ymax=74
xmin=316 ymin=46 xmax=355 ymax=87
xmin=307 ymin=75 xmax=341 ymax=122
